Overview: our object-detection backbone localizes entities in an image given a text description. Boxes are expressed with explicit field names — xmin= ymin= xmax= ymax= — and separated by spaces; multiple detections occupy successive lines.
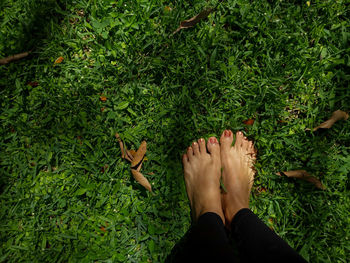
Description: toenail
xmin=224 ymin=130 xmax=231 ymax=137
xmin=192 ymin=142 xmax=197 ymax=146
xmin=209 ymin=137 xmax=217 ymax=144
xmin=199 ymin=138 xmax=204 ymax=142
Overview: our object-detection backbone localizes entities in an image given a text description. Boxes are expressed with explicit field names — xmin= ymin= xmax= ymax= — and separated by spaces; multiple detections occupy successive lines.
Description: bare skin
xmin=182 ymin=137 xmax=225 ymax=223
xmin=220 ymin=130 xmax=256 ymax=227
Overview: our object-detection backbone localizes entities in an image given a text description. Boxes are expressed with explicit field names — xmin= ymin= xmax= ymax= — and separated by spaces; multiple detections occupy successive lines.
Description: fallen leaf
xmin=164 ymin=6 xmax=172 ymax=12
xmin=125 ymin=150 xmax=134 ymax=162
xmin=0 ymin=51 xmax=31 ymax=65
xmin=131 ymin=169 xmax=152 ymax=192
xmin=54 ymin=56 xmax=64 ymax=64
xmin=100 ymin=107 xmax=105 ymax=112
xmin=128 ymin=149 xmax=136 ymax=157
xmin=27 ymin=81 xmax=39 ymax=87
xmin=172 ymin=8 xmax=213 ymax=35
xmin=100 ymin=95 xmax=107 ymax=102
xmin=268 ymin=218 xmax=274 ymax=231
xmin=256 ymin=185 xmax=267 ymax=194
xmin=312 ymin=110 xmax=349 ymax=131
xmin=115 ymin=133 xmax=125 ymax=159
xmin=131 ymin=141 xmax=147 ymax=168
xmin=101 ymin=164 xmax=109 ymax=173
xmin=243 ymin=118 xmax=255 ymax=125
xmin=277 ymin=170 xmax=325 ymax=190
xmin=100 ymin=226 xmax=106 ymax=232
xmin=137 ymin=161 xmax=143 ymax=172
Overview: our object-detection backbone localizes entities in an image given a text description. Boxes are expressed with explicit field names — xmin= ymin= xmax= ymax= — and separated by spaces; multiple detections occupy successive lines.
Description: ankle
xmin=224 ymin=203 xmax=248 ymax=224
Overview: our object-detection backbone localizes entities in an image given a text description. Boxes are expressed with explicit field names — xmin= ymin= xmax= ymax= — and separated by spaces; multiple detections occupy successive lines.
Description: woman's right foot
xmin=220 ymin=130 xmax=257 ymax=227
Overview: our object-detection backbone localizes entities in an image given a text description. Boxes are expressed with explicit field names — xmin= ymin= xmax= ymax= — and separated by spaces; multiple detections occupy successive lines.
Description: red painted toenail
xmin=209 ymin=137 xmax=217 ymax=144
xmin=224 ymin=130 xmax=231 ymax=137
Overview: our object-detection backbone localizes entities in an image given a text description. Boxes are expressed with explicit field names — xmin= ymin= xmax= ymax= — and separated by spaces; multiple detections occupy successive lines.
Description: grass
xmin=0 ymin=0 xmax=349 ymax=262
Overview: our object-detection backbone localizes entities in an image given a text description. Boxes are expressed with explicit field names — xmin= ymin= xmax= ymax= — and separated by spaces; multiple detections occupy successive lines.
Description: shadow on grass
xmin=1 ymin=0 xmax=66 ymax=56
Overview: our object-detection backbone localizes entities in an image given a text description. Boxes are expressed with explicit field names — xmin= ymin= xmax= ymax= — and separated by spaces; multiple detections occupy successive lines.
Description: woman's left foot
xmin=182 ymin=137 xmax=225 ymax=223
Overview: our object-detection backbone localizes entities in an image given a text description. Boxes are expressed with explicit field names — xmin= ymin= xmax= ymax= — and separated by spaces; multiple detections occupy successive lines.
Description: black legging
xmin=167 ymin=208 xmax=307 ymax=262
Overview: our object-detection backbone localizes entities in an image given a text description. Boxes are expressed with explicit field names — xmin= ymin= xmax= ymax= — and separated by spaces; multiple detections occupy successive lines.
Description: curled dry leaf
xmin=277 ymin=170 xmax=325 ymax=190
xmin=116 ymin=134 xmax=153 ymax=191
xmin=131 ymin=169 xmax=152 ymax=192
xmin=243 ymin=118 xmax=255 ymax=125
xmin=27 ymin=81 xmax=39 ymax=87
xmin=128 ymin=149 xmax=136 ymax=157
xmin=0 ymin=51 xmax=30 ymax=65
xmin=312 ymin=110 xmax=349 ymax=131
xmin=131 ymin=141 xmax=147 ymax=168
xmin=54 ymin=56 xmax=64 ymax=64
xmin=115 ymin=133 xmax=125 ymax=159
xmin=172 ymin=8 xmax=213 ymax=35
xmin=164 ymin=6 xmax=172 ymax=12
xmin=100 ymin=95 xmax=107 ymax=102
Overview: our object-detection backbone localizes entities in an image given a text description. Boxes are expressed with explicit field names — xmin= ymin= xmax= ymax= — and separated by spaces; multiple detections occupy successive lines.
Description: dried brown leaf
xmin=312 ymin=110 xmax=349 ymax=131
xmin=27 ymin=81 xmax=39 ymax=87
xmin=115 ymin=133 xmax=125 ymax=159
xmin=137 ymin=161 xmax=143 ymax=172
xmin=172 ymin=8 xmax=213 ymax=35
xmin=0 ymin=51 xmax=30 ymax=65
xmin=128 ymin=149 xmax=136 ymax=157
xmin=277 ymin=170 xmax=325 ymax=190
xmin=164 ymin=6 xmax=172 ymax=12
xmin=125 ymin=150 xmax=134 ymax=162
xmin=243 ymin=118 xmax=255 ymax=125
xmin=54 ymin=56 xmax=64 ymax=64
xmin=131 ymin=169 xmax=152 ymax=192
xmin=131 ymin=141 xmax=147 ymax=168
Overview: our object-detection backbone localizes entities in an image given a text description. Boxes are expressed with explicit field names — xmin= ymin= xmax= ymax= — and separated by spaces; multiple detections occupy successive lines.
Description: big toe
xmin=207 ymin=137 xmax=220 ymax=161
xmin=220 ymin=130 xmax=233 ymax=150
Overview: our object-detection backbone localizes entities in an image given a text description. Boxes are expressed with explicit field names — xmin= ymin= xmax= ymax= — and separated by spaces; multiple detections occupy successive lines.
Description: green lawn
xmin=1 ymin=0 xmax=349 ymax=262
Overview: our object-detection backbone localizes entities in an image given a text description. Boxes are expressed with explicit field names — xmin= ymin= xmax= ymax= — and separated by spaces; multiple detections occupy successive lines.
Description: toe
xmin=192 ymin=142 xmax=200 ymax=155
xmin=187 ymin=146 xmax=194 ymax=161
xmin=182 ymin=153 xmax=189 ymax=168
xmin=220 ymin=130 xmax=233 ymax=150
xmin=198 ymin=138 xmax=206 ymax=154
xmin=207 ymin=137 xmax=220 ymax=161
xmin=242 ymin=137 xmax=250 ymax=152
xmin=247 ymin=141 xmax=254 ymax=153
xmin=234 ymin=131 xmax=244 ymax=148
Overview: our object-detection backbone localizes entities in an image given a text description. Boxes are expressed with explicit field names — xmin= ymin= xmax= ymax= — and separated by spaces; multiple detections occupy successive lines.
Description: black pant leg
xmin=231 ymin=208 xmax=308 ymax=263
xmin=168 ymin=212 xmax=238 ymax=263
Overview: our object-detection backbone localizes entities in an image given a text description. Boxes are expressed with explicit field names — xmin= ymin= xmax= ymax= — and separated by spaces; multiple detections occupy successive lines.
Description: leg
xmin=168 ymin=137 xmax=237 ymax=262
xmin=220 ymin=130 xmax=307 ymax=263
xmin=231 ymin=208 xmax=307 ymax=262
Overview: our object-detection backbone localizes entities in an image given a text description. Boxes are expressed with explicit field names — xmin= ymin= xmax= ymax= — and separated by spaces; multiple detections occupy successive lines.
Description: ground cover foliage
xmin=1 ymin=0 xmax=350 ymax=262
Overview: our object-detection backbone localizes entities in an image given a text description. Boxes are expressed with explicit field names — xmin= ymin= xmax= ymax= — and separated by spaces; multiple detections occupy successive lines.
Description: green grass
xmin=1 ymin=0 xmax=349 ymax=262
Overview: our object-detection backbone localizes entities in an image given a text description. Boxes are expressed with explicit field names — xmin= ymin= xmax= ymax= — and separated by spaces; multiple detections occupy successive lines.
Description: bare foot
xmin=182 ymin=137 xmax=225 ymax=223
xmin=220 ymin=130 xmax=256 ymax=227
